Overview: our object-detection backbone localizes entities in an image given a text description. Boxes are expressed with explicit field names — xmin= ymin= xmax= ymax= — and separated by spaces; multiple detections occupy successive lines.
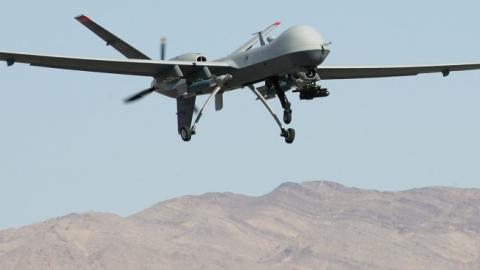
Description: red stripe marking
xmin=77 ymin=15 xmax=91 ymax=23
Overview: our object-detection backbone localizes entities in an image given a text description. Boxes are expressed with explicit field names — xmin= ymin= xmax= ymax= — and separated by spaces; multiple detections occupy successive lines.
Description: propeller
xmin=123 ymin=37 xmax=168 ymax=104
xmin=124 ymin=87 xmax=156 ymax=103
xmin=123 ymin=37 xmax=200 ymax=111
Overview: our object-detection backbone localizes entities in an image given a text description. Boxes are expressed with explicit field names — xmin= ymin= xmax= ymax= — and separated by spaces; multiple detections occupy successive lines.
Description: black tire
xmin=283 ymin=110 xmax=292 ymax=124
xmin=180 ymin=126 xmax=192 ymax=142
xmin=285 ymin=128 xmax=295 ymax=144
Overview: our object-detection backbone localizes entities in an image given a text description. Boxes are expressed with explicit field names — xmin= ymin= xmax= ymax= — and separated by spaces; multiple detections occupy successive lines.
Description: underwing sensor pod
xmin=1 ymin=15 xmax=480 ymax=143
xmin=291 ymin=68 xmax=330 ymax=100
xmin=294 ymin=85 xmax=330 ymax=100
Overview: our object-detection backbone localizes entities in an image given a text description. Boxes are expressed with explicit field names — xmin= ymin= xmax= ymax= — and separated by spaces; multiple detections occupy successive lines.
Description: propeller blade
xmin=124 ymin=87 xmax=156 ymax=103
xmin=160 ymin=37 xmax=167 ymax=60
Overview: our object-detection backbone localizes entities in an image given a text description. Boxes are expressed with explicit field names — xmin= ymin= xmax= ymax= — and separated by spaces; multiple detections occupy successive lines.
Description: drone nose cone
xmin=277 ymin=25 xmax=326 ymax=49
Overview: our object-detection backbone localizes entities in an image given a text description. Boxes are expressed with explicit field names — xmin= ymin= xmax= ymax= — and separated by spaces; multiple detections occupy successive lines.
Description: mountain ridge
xmin=1 ymin=181 xmax=479 ymax=270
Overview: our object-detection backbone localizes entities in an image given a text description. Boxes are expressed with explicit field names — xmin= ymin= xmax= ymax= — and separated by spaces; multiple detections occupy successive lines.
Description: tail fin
xmin=75 ymin=15 xmax=151 ymax=60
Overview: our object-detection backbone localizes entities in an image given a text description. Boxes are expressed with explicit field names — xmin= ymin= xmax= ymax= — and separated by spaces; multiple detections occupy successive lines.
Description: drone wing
xmin=317 ymin=63 xmax=480 ymax=80
xmin=0 ymin=51 xmax=231 ymax=77
xmin=75 ymin=15 xmax=151 ymax=60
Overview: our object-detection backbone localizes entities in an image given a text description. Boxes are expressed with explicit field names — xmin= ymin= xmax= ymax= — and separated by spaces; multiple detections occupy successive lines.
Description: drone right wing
xmin=317 ymin=63 xmax=480 ymax=80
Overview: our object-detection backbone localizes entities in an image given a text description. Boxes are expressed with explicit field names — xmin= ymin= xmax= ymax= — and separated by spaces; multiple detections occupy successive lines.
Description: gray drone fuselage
xmin=154 ymin=25 xmax=329 ymax=98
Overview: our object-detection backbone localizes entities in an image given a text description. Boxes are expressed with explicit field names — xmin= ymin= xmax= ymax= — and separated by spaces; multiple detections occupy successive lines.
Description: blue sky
xmin=1 ymin=0 xmax=479 ymax=229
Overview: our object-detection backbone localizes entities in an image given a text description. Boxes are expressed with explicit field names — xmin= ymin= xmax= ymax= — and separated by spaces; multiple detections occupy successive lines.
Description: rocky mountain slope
xmin=1 ymin=181 xmax=480 ymax=270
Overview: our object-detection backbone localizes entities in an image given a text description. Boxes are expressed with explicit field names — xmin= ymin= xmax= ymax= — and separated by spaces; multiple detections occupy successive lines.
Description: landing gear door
xmin=176 ymin=96 xmax=196 ymax=134
xmin=215 ymin=92 xmax=223 ymax=111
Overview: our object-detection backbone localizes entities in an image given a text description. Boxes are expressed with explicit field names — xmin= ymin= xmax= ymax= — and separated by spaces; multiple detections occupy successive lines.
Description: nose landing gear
xmin=281 ymin=128 xmax=295 ymax=144
xmin=283 ymin=109 xmax=292 ymax=125
xmin=272 ymin=77 xmax=293 ymax=125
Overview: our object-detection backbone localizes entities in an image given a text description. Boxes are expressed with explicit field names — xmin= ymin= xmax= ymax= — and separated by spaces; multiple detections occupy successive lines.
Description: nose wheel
xmin=282 ymin=128 xmax=295 ymax=144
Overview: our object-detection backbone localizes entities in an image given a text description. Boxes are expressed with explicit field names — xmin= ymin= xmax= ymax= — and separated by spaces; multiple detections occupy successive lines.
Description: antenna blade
xmin=160 ymin=37 xmax=167 ymax=60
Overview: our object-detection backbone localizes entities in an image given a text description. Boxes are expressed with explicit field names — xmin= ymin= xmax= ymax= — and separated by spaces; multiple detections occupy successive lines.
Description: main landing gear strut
xmin=179 ymin=85 xmax=223 ymax=142
xmin=248 ymin=84 xmax=295 ymax=144
xmin=177 ymin=74 xmax=233 ymax=142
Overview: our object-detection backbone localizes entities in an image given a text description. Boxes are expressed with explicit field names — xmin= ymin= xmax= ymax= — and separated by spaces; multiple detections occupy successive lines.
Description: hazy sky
xmin=1 ymin=0 xmax=479 ymax=229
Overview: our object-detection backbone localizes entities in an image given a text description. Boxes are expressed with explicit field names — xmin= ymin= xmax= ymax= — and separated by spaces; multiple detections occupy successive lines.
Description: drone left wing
xmin=0 ymin=51 xmax=231 ymax=77
xmin=75 ymin=15 xmax=151 ymax=60
xmin=317 ymin=63 xmax=480 ymax=80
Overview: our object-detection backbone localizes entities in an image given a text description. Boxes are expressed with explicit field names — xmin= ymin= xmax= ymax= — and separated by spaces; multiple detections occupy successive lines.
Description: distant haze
xmin=1 ymin=181 xmax=479 ymax=269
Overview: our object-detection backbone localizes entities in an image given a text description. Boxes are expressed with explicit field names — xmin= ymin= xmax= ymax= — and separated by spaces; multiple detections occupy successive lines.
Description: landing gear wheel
xmin=283 ymin=109 xmax=292 ymax=124
xmin=281 ymin=128 xmax=296 ymax=144
xmin=180 ymin=126 xmax=192 ymax=142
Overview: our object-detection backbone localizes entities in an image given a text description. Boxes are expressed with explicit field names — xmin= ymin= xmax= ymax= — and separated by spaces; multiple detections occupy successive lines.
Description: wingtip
xmin=274 ymin=21 xmax=281 ymax=26
xmin=75 ymin=14 xmax=91 ymax=23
